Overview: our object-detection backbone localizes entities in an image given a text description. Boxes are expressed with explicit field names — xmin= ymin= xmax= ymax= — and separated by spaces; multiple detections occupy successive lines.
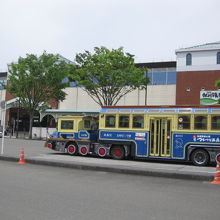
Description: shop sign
xmin=200 ymin=91 xmax=220 ymax=105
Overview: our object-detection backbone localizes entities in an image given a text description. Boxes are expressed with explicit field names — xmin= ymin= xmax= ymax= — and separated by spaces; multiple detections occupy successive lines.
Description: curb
xmin=0 ymin=155 xmax=214 ymax=182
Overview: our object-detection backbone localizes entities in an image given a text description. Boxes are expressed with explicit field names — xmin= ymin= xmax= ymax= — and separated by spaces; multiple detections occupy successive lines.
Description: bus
xmin=45 ymin=105 xmax=220 ymax=166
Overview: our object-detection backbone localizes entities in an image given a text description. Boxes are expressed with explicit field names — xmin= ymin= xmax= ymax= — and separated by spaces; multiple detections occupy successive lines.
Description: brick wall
xmin=176 ymin=70 xmax=220 ymax=105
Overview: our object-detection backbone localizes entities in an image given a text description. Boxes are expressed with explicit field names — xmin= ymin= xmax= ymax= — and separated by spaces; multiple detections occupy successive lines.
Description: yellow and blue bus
xmin=46 ymin=105 xmax=220 ymax=166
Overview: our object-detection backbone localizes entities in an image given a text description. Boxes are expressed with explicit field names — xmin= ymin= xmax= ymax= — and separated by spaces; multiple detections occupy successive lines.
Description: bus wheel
xmin=66 ymin=143 xmax=78 ymax=156
xmin=191 ymin=149 xmax=209 ymax=166
xmin=110 ymin=146 xmax=125 ymax=160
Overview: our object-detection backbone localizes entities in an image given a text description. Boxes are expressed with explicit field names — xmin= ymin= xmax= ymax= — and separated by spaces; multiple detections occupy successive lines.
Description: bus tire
xmin=110 ymin=146 xmax=125 ymax=160
xmin=66 ymin=143 xmax=78 ymax=156
xmin=191 ymin=149 xmax=209 ymax=166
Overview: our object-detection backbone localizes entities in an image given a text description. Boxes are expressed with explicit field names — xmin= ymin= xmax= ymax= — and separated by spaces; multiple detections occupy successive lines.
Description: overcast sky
xmin=0 ymin=0 xmax=220 ymax=71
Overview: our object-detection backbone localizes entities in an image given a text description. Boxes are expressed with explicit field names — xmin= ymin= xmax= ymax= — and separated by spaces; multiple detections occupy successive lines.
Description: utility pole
xmin=16 ymin=99 xmax=20 ymax=138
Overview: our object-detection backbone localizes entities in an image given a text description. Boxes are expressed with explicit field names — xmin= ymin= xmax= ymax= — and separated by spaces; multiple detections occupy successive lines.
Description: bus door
xmin=149 ymin=118 xmax=171 ymax=157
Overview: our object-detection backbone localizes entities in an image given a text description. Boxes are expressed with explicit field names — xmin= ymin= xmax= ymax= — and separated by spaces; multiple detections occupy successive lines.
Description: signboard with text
xmin=200 ymin=90 xmax=220 ymax=105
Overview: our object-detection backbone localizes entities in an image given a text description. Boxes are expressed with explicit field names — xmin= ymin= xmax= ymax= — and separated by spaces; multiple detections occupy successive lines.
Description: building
xmin=2 ymin=41 xmax=220 ymax=138
xmin=59 ymin=61 xmax=177 ymax=110
xmin=61 ymin=40 xmax=220 ymax=110
xmin=175 ymin=41 xmax=220 ymax=105
xmin=0 ymin=72 xmax=7 ymax=130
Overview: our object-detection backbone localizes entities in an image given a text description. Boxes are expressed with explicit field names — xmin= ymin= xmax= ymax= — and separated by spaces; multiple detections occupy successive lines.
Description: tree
xmin=7 ymin=52 xmax=70 ymax=139
xmin=69 ymin=46 xmax=149 ymax=106
xmin=215 ymin=80 xmax=220 ymax=89
xmin=215 ymin=80 xmax=220 ymax=104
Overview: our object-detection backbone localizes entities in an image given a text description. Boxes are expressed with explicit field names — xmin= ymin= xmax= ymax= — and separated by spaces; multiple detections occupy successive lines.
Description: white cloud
xmin=0 ymin=0 xmax=220 ymax=70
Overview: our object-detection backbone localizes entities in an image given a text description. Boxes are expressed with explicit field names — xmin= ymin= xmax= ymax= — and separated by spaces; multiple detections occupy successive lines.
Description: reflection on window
xmin=211 ymin=116 xmax=220 ymax=130
xmin=178 ymin=116 xmax=190 ymax=129
xmin=133 ymin=115 xmax=144 ymax=128
xmin=61 ymin=77 xmax=69 ymax=83
xmin=167 ymin=72 xmax=176 ymax=84
xmin=61 ymin=120 xmax=74 ymax=129
xmin=194 ymin=116 xmax=207 ymax=130
xmin=153 ymin=72 xmax=166 ymax=85
xmin=119 ymin=115 xmax=129 ymax=128
xmin=105 ymin=115 xmax=116 ymax=128
xmin=84 ymin=120 xmax=91 ymax=129
xmin=147 ymin=71 xmax=176 ymax=85
xmin=186 ymin=53 xmax=192 ymax=66
xmin=147 ymin=72 xmax=152 ymax=85
xmin=69 ymin=81 xmax=77 ymax=87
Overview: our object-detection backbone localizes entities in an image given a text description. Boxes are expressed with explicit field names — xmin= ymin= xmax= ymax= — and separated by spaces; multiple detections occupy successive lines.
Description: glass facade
xmin=62 ymin=77 xmax=78 ymax=87
xmin=147 ymin=68 xmax=176 ymax=85
xmin=64 ymin=66 xmax=177 ymax=87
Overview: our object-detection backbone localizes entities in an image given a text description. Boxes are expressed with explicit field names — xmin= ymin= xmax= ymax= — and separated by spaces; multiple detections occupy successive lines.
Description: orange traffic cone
xmin=17 ymin=148 xmax=27 ymax=164
xmin=211 ymin=162 xmax=220 ymax=184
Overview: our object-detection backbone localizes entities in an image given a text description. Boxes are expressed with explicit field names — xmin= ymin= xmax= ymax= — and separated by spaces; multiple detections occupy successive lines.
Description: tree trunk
xmin=28 ymin=111 xmax=34 ymax=139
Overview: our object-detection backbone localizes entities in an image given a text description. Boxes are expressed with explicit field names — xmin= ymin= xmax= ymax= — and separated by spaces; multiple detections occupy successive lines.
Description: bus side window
xmin=61 ymin=120 xmax=74 ymax=130
xmin=105 ymin=115 xmax=116 ymax=128
xmin=133 ymin=115 xmax=144 ymax=128
xmin=178 ymin=116 xmax=190 ymax=129
xmin=84 ymin=120 xmax=91 ymax=129
xmin=119 ymin=115 xmax=129 ymax=128
xmin=194 ymin=115 xmax=207 ymax=130
xmin=211 ymin=116 xmax=220 ymax=130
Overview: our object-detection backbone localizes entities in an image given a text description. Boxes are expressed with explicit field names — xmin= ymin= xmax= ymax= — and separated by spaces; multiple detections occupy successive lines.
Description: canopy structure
xmin=40 ymin=109 xmax=100 ymax=122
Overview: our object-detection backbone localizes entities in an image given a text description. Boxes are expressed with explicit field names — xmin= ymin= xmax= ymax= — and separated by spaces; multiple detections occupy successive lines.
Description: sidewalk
xmin=0 ymin=138 xmax=217 ymax=181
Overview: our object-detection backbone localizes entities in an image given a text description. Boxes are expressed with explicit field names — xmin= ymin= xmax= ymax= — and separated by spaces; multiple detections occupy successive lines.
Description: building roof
xmin=135 ymin=61 xmax=176 ymax=69
xmin=58 ymin=54 xmax=75 ymax=64
xmin=175 ymin=41 xmax=220 ymax=53
xmin=40 ymin=109 xmax=100 ymax=120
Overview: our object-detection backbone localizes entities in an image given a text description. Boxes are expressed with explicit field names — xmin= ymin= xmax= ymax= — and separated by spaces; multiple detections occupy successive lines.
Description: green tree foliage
xmin=215 ymin=80 xmax=220 ymax=104
xmin=7 ymin=52 xmax=70 ymax=139
xmin=69 ymin=46 xmax=149 ymax=106
xmin=215 ymin=80 xmax=220 ymax=88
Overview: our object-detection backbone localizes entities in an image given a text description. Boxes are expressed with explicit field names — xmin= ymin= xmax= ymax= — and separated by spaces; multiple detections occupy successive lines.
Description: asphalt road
xmin=0 ymin=138 xmax=48 ymax=157
xmin=0 ymin=160 xmax=219 ymax=220
xmin=0 ymin=138 xmax=216 ymax=181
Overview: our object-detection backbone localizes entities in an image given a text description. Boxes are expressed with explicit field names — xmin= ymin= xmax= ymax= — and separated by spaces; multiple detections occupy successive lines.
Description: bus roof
xmin=101 ymin=105 xmax=220 ymax=114
xmin=102 ymin=105 xmax=220 ymax=109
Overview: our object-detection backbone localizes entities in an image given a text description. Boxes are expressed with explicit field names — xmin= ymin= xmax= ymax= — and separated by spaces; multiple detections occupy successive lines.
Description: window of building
xmin=147 ymin=70 xmax=176 ymax=85
xmin=194 ymin=116 xmax=207 ymax=130
xmin=217 ymin=52 xmax=220 ymax=64
xmin=153 ymin=72 xmax=166 ymax=85
xmin=105 ymin=115 xmax=116 ymax=128
xmin=132 ymin=115 xmax=144 ymax=128
xmin=61 ymin=120 xmax=74 ymax=130
xmin=186 ymin=53 xmax=192 ymax=66
xmin=167 ymin=72 xmax=176 ymax=84
xmin=178 ymin=115 xmax=190 ymax=129
xmin=147 ymin=72 xmax=153 ymax=85
xmin=119 ymin=115 xmax=130 ymax=128
xmin=211 ymin=116 xmax=220 ymax=130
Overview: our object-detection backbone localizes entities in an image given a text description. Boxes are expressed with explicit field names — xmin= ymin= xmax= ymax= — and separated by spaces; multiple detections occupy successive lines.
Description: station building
xmin=175 ymin=41 xmax=220 ymax=105
xmin=59 ymin=41 xmax=220 ymax=110
xmin=59 ymin=61 xmax=177 ymax=111
xmin=1 ymin=41 xmax=220 ymax=138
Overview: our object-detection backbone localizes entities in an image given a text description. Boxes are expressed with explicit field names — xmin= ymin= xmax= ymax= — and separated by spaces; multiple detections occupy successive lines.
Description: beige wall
xmin=147 ymin=85 xmax=176 ymax=105
xmin=59 ymin=85 xmax=176 ymax=110
xmin=59 ymin=87 xmax=100 ymax=110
